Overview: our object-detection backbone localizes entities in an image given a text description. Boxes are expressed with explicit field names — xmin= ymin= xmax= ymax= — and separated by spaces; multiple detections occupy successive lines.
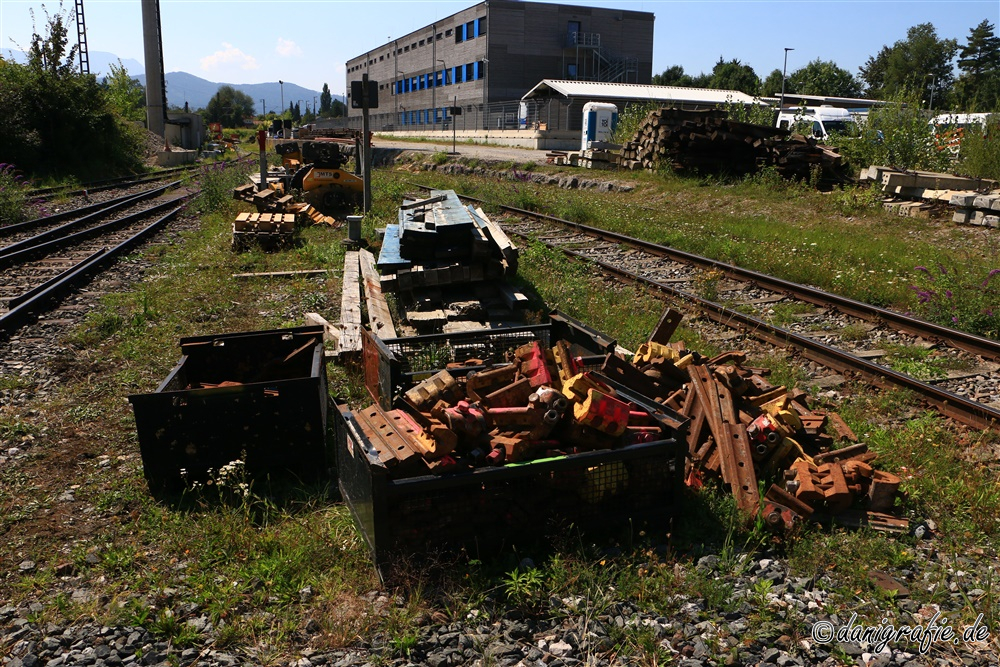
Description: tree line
xmin=203 ymin=84 xmax=346 ymax=129
xmin=653 ymin=20 xmax=999 ymax=111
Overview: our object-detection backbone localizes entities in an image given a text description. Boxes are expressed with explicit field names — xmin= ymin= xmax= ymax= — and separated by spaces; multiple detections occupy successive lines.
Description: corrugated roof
xmin=522 ymin=79 xmax=762 ymax=105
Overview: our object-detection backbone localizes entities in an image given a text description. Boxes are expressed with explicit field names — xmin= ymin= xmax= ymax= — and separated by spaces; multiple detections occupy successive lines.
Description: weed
xmin=430 ymin=151 xmax=450 ymax=166
xmin=196 ymin=158 xmax=255 ymax=215
xmin=502 ymin=567 xmax=545 ymax=608
xmin=693 ymin=269 xmax=724 ymax=302
xmin=831 ymin=184 xmax=883 ymax=216
xmin=909 ymin=263 xmax=1000 ymax=339
xmin=838 ymin=322 xmax=870 ymax=341
xmin=0 ymin=163 xmax=30 ymax=225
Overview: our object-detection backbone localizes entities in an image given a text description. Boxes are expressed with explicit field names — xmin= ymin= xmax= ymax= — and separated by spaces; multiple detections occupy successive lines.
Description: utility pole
xmin=260 ymin=98 xmax=266 ymax=116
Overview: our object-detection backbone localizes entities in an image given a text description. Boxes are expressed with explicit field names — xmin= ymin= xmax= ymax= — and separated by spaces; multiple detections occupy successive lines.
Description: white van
xmin=928 ymin=113 xmax=992 ymax=154
xmin=776 ymin=106 xmax=857 ymax=140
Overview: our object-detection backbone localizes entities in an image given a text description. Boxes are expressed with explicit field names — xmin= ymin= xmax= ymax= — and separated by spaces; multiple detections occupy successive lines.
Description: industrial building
xmin=344 ymin=0 xmax=654 ymax=129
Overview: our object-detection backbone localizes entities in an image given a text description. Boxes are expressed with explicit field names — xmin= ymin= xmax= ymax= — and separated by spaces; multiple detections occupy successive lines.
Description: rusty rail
xmin=409 ymin=183 xmax=1000 ymax=432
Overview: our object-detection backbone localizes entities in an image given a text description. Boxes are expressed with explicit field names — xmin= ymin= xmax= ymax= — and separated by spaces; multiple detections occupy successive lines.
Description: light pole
xmin=437 ymin=58 xmax=446 ymax=130
xmin=260 ymin=98 xmax=266 ymax=117
xmin=924 ymin=74 xmax=937 ymax=110
xmin=779 ymin=47 xmax=794 ymax=111
xmin=278 ymin=80 xmax=285 ymax=137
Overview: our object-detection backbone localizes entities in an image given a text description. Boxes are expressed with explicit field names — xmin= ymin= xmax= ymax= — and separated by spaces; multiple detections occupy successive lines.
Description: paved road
xmin=373 ymin=137 xmax=554 ymax=165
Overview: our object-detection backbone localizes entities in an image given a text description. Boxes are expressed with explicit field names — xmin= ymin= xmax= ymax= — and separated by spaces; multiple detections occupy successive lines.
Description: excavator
xmin=274 ymin=141 xmax=363 ymax=212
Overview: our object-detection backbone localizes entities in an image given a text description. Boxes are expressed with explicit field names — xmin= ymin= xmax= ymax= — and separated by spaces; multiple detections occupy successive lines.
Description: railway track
xmin=412 ymin=183 xmax=1000 ymax=432
xmin=27 ymin=163 xmax=203 ymax=202
xmin=0 ymin=188 xmax=195 ymax=336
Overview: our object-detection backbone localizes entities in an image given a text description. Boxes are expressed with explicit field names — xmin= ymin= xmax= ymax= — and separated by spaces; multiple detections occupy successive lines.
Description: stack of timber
xmin=233 ymin=185 xmax=338 ymax=226
xmin=618 ymin=107 xmax=848 ymax=182
xmin=859 ymin=165 xmax=1000 ymax=225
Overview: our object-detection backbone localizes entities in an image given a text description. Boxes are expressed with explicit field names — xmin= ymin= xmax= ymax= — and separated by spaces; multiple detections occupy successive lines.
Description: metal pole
xmin=453 ymin=95 xmax=457 ymax=154
xmin=256 ymin=130 xmax=267 ymax=192
xmin=361 ymin=73 xmax=372 ymax=213
xmin=278 ymin=80 xmax=285 ymax=137
xmin=437 ymin=58 xmax=446 ymax=132
xmin=779 ymin=47 xmax=793 ymax=111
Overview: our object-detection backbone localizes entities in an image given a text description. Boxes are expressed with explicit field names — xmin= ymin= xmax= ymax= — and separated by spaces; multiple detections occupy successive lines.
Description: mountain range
xmin=2 ymin=49 xmax=340 ymax=113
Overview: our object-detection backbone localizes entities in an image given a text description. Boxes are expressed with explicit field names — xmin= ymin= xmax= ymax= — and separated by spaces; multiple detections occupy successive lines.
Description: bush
xmin=612 ymin=101 xmax=659 ymax=144
xmin=827 ymin=92 xmax=952 ymax=173
xmin=0 ymin=163 xmax=30 ymax=225
xmin=196 ymin=158 xmax=254 ymax=215
xmin=956 ymin=114 xmax=1000 ymax=181
xmin=910 ymin=263 xmax=1000 ymax=339
xmin=0 ymin=8 xmax=143 ymax=179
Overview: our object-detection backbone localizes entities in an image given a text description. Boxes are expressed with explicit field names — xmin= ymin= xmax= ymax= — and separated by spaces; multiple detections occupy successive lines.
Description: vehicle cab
xmin=776 ymin=105 xmax=857 ymax=141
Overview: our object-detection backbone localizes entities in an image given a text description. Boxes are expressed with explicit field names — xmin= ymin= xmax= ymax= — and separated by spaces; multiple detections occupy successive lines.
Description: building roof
xmin=760 ymin=93 xmax=887 ymax=109
xmin=522 ymin=80 xmax=762 ymax=105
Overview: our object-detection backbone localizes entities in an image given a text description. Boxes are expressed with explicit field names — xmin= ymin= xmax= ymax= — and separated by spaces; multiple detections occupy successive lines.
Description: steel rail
xmin=0 ymin=205 xmax=184 ymax=336
xmin=27 ymin=163 xmax=203 ymax=199
xmin=0 ymin=183 xmax=181 ymax=262
xmin=1 ymin=182 xmax=180 ymax=239
xmin=408 ymin=183 xmax=1000 ymax=431
xmin=0 ymin=197 xmax=184 ymax=271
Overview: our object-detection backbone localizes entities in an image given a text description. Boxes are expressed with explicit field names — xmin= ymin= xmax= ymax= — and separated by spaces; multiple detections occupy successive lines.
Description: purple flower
xmin=938 ymin=264 xmax=948 ymax=275
xmin=945 ymin=290 xmax=952 ymax=298
xmin=915 ymin=266 xmax=929 ymax=273
xmin=952 ymin=316 xmax=959 ymax=323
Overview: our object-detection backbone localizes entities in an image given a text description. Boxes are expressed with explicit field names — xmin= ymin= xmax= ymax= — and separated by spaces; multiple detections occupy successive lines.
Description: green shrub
xmin=430 ymin=151 xmax=449 ymax=165
xmin=612 ymin=101 xmax=659 ymax=144
xmin=0 ymin=163 xmax=29 ymax=225
xmin=831 ymin=183 xmax=883 ymax=215
xmin=956 ymin=114 xmax=1000 ymax=181
xmin=723 ymin=95 xmax=777 ymax=126
xmin=827 ymin=92 xmax=952 ymax=173
xmin=910 ymin=263 xmax=1000 ymax=338
xmin=196 ymin=158 xmax=254 ymax=215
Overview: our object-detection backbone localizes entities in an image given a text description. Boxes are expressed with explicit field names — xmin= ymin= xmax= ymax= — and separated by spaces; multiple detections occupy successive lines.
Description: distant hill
xmin=138 ymin=71 xmax=335 ymax=114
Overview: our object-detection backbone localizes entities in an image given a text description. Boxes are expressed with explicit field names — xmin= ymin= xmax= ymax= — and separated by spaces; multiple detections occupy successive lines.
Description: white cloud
xmin=275 ymin=38 xmax=303 ymax=58
xmin=200 ymin=43 xmax=259 ymax=71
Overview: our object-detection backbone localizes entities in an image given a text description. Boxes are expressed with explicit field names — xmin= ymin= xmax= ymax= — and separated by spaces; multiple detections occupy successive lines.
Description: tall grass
xmin=956 ymin=114 xmax=1000 ymax=181
xmin=0 ymin=163 xmax=30 ymax=225
xmin=195 ymin=157 xmax=255 ymax=215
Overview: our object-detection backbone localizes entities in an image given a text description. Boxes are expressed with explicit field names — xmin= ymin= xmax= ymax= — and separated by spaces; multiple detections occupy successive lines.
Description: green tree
xmin=330 ymin=99 xmax=347 ymax=118
xmin=102 ymin=59 xmax=145 ymax=122
xmin=206 ymin=85 xmax=255 ymax=127
xmin=293 ymin=101 xmax=302 ymax=122
xmin=0 ymin=6 xmax=142 ymax=177
xmin=955 ymin=20 xmax=1000 ymax=111
xmin=788 ymin=59 xmax=861 ymax=97
xmin=859 ymin=23 xmax=957 ymax=107
xmin=709 ymin=58 xmax=760 ymax=95
xmin=762 ymin=68 xmax=788 ymax=97
xmin=652 ymin=65 xmax=694 ymax=87
xmin=320 ymin=83 xmax=332 ymax=115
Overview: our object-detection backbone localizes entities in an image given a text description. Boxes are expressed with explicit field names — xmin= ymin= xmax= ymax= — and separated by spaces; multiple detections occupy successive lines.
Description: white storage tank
xmin=581 ymin=102 xmax=619 ymax=151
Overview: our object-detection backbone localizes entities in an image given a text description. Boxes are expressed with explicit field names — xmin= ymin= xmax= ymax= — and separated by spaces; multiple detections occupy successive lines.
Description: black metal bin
xmin=129 ymin=326 xmax=329 ymax=493
xmin=339 ymin=313 xmax=686 ymax=575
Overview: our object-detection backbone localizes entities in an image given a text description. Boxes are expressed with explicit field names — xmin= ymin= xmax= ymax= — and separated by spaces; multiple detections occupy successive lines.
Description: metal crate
xmin=337 ymin=404 xmax=683 ymax=576
xmin=341 ymin=313 xmax=687 ymax=576
xmin=129 ymin=326 xmax=329 ymax=494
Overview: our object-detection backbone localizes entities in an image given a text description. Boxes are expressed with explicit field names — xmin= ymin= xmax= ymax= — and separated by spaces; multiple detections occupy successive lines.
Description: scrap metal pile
xmin=352 ymin=336 xmax=684 ymax=478
xmin=618 ymin=108 xmax=848 ymax=182
xmin=350 ymin=308 xmax=906 ymax=532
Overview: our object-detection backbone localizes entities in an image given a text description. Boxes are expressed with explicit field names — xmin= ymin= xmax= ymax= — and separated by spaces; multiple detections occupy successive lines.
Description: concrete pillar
xmin=141 ymin=0 xmax=166 ymax=137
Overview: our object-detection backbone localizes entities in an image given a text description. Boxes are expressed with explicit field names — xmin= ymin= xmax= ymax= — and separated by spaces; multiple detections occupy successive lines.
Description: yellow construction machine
xmin=275 ymin=140 xmax=363 ymax=212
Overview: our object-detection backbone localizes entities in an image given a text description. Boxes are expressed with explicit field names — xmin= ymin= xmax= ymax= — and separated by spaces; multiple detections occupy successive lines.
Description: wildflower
xmin=952 ymin=316 xmax=959 ymax=323
xmin=915 ymin=266 xmax=929 ymax=273
xmin=938 ymin=264 xmax=948 ymax=275
xmin=945 ymin=290 xmax=952 ymax=298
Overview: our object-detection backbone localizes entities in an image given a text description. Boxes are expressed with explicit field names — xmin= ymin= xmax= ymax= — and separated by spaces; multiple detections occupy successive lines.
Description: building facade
xmin=344 ymin=0 xmax=654 ymax=129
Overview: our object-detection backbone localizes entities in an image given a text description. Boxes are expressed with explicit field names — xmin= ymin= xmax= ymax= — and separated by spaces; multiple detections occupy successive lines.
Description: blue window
xmin=466 ymin=63 xmax=474 ymax=81
xmin=455 ymin=24 xmax=465 ymax=42
xmin=419 ymin=74 xmax=425 ymax=90
xmin=477 ymin=17 xmax=486 ymax=36
xmin=411 ymin=76 xmax=417 ymax=91
xmin=467 ymin=21 xmax=476 ymax=38
xmin=454 ymin=66 xmax=462 ymax=83
xmin=476 ymin=61 xmax=484 ymax=79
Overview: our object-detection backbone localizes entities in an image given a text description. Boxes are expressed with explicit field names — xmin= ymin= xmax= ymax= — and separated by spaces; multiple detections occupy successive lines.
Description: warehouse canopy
xmin=522 ymin=79 xmax=762 ymax=106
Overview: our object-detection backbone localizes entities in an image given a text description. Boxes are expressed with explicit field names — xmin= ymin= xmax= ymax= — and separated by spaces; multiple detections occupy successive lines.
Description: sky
xmin=0 ymin=0 xmax=997 ymax=95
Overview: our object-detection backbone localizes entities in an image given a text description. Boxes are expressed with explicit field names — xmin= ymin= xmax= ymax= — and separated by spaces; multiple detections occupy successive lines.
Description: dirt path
xmin=373 ymin=136 xmax=554 ymax=165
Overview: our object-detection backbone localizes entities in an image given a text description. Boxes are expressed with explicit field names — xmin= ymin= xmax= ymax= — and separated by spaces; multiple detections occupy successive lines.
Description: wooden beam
xmin=358 ymin=249 xmax=397 ymax=339
xmin=338 ymin=251 xmax=363 ymax=355
xmin=232 ymin=269 xmax=329 ymax=279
